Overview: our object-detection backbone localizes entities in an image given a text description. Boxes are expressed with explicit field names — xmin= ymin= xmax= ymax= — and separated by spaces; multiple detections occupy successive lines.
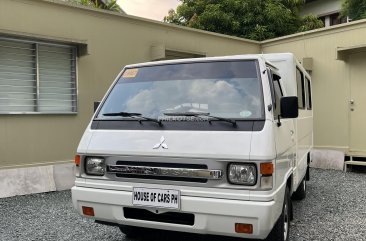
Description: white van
xmin=72 ymin=53 xmax=313 ymax=241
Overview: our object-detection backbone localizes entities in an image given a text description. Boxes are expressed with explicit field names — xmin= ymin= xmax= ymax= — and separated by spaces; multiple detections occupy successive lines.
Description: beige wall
xmin=262 ymin=21 xmax=366 ymax=153
xmin=0 ymin=0 xmax=260 ymax=168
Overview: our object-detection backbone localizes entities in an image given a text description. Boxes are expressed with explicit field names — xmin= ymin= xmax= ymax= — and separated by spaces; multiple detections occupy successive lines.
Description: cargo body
xmin=72 ymin=53 xmax=313 ymax=240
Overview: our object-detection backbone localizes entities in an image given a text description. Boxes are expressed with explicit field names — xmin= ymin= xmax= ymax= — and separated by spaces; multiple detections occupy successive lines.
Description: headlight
xmin=228 ymin=163 xmax=257 ymax=185
xmin=85 ymin=157 xmax=105 ymax=176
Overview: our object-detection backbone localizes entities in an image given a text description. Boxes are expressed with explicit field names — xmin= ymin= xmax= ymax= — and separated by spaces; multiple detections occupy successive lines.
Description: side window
xmin=273 ymin=75 xmax=283 ymax=119
xmin=296 ymin=68 xmax=305 ymax=109
xmin=305 ymin=77 xmax=312 ymax=110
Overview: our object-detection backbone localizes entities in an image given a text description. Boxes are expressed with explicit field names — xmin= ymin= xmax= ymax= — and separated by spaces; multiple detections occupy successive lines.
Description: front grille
xmin=123 ymin=207 xmax=195 ymax=226
xmin=116 ymin=161 xmax=207 ymax=169
xmin=114 ymin=161 xmax=208 ymax=183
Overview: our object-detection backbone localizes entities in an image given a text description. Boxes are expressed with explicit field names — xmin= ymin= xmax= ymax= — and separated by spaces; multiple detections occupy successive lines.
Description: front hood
xmin=80 ymin=130 xmax=252 ymax=160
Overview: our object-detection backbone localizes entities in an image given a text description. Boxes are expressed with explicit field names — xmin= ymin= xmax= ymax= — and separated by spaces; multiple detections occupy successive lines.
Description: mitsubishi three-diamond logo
xmin=153 ymin=136 xmax=168 ymax=149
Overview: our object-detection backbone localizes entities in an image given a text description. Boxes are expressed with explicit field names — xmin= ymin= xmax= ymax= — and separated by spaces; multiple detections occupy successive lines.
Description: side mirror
xmin=94 ymin=101 xmax=101 ymax=113
xmin=280 ymin=96 xmax=298 ymax=118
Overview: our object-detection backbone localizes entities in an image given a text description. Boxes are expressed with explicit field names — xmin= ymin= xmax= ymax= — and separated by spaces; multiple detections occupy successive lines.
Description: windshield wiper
xmin=103 ymin=112 xmax=162 ymax=126
xmin=163 ymin=112 xmax=237 ymax=127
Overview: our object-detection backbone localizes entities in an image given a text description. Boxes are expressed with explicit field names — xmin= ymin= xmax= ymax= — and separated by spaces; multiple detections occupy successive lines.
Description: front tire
xmin=292 ymin=177 xmax=306 ymax=200
xmin=266 ymin=186 xmax=290 ymax=241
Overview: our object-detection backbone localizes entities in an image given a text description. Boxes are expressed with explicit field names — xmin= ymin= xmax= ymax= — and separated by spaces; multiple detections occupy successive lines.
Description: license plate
xmin=132 ymin=187 xmax=180 ymax=210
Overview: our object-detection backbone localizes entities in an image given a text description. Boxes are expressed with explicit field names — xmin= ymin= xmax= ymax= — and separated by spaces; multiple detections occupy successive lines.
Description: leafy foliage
xmin=164 ymin=0 xmax=323 ymax=41
xmin=299 ymin=15 xmax=324 ymax=32
xmin=66 ymin=0 xmax=123 ymax=12
xmin=341 ymin=0 xmax=366 ymax=21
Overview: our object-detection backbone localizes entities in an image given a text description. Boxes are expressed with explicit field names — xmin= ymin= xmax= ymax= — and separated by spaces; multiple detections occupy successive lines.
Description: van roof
xmin=125 ymin=53 xmax=296 ymax=69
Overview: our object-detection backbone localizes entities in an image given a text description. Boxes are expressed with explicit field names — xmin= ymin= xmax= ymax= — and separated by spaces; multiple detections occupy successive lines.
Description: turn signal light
xmin=260 ymin=163 xmax=273 ymax=175
xmin=75 ymin=155 xmax=81 ymax=167
xmin=235 ymin=223 xmax=253 ymax=234
xmin=82 ymin=206 xmax=95 ymax=216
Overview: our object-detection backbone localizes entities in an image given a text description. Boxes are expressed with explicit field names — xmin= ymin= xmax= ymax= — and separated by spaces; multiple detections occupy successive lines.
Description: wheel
xmin=306 ymin=153 xmax=311 ymax=181
xmin=266 ymin=186 xmax=290 ymax=241
xmin=306 ymin=165 xmax=310 ymax=181
xmin=292 ymin=177 xmax=306 ymax=200
xmin=119 ymin=225 xmax=147 ymax=238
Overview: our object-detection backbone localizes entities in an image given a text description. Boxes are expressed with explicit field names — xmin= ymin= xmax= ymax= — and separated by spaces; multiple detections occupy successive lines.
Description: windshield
xmin=96 ymin=60 xmax=264 ymax=120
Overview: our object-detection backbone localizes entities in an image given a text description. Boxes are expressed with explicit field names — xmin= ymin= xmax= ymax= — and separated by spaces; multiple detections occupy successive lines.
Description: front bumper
xmin=71 ymin=186 xmax=279 ymax=240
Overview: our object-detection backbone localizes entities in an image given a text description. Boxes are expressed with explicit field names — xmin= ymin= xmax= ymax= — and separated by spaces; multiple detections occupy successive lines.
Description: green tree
xmin=341 ymin=0 xmax=366 ymax=21
xmin=164 ymin=0 xmax=323 ymax=41
xmin=298 ymin=15 xmax=324 ymax=32
xmin=67 ymin=0 xmax=123 ymax=12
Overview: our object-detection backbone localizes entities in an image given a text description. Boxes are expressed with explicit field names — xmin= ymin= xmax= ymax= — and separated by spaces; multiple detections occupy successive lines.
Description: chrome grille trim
xmin=107 ymin=165 xmax=223 ymax=180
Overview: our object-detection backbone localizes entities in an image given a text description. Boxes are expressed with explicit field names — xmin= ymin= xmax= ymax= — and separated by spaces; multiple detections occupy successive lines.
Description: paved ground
xmin=0 ymin=168 xmax=365 ymax=241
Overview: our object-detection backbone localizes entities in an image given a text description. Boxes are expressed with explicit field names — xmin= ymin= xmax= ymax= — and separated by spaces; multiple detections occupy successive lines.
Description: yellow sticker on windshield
xmin=123 ymin=68 xmax=139 ymax=78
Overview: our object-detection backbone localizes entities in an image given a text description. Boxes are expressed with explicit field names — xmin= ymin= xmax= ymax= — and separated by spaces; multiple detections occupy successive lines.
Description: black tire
xmin=292 ymin=177 xmax=306 ymax=200
xmin=266 ymin=186 xmax=290 ymax=241
xmin=306 ymin=153 xmax=311 ymax=181
xmin=119 ymin=225 xmax=147 ymax=238
xmin=306 ymin=165 xmax=310 ymax=181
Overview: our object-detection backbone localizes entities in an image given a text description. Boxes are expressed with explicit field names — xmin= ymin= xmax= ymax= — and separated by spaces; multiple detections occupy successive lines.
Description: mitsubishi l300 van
xmin=72 ymin=53 xmax=313 ymax=241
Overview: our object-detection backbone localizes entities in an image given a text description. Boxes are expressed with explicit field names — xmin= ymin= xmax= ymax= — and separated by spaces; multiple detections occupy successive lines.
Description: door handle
xmin=290 ymin=130 xmax=294 ymax=135
xmin=350 ymin=99 xmax=355 ymax=105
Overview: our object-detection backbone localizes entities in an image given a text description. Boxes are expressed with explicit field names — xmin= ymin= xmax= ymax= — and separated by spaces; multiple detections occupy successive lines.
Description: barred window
xmin=0 ymin=37 xmax=77 ymax=114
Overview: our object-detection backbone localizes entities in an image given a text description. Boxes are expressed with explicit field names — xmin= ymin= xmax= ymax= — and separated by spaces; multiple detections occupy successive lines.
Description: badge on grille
xmin=153 ymin=136 xmax=168 ymax=149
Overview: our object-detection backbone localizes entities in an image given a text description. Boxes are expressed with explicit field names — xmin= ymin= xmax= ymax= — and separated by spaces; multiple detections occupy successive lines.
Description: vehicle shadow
xmin=123 ymin=229 xmax=258 ymax=241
